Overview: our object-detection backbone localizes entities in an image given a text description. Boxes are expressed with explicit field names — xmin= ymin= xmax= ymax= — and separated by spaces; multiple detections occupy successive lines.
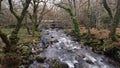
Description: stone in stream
xmin=29 ymin=61 xmax=45 ymax=68
xmin=85 ymin=60 xmax=95 ymax=64
xmin=49 ymin=36 xmax=58 ymax=45
xmin=36 ymin=56 xmax=46 ymax=63
xmin=48 ymin=59 xmax=69 ymax=68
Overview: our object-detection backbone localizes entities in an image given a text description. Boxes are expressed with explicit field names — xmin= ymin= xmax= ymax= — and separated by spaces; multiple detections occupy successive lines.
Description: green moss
xmin=20 ymin=46 xmax=30 ymax=55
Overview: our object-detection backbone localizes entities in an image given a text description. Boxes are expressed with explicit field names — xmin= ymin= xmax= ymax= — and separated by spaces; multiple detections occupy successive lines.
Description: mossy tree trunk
xmin=103 ymin=0 xmax=120 ymax=41
xmin=31 ymin=0 xmax=40 ymax=37
xmin=56 ymin=4 xmax=80 ymax=36
xmin=7 ymin=0 xmax=31 ymax=46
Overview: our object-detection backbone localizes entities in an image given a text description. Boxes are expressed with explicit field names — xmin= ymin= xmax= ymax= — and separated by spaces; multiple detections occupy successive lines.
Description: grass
xmin=0 ymin=27 xmax=41 ymax=47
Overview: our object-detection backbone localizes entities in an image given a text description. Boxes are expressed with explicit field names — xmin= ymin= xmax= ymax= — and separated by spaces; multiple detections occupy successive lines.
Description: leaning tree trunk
xmin=56 ymin=4 xmax=80 ymax=36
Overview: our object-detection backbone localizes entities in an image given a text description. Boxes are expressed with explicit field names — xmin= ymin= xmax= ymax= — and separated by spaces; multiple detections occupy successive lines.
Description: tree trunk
xmin=72 ymin=16 xmax=80 ymax=35
xmin=108 ymin=0 xmax=120 ymax=41
xmin=25 ymin=16 xmax=31 ymax=34
xmin=56 ymin=4 xmax=80 ymax=36
xmin=109 ymin=23 xmax=117 ymax=41
xmin=9 ymin=19 xmax=22 ymax=45
xmin=102 ymin=0 xmax=119 ymax=41
xmin=0 ymin=0 xmax=2 ymax=12
xmin=86 ymin=0 xmax=91 ymax=39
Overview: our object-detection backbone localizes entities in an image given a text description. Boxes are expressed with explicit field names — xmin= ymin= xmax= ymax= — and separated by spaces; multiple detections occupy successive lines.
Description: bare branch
xmin=20 ymin=0 xmax=31 ymax=19
xmin=103 ymin=0 xmax=113 ymax=19
xmin=8 ymin=0 xmax=20 ymax=20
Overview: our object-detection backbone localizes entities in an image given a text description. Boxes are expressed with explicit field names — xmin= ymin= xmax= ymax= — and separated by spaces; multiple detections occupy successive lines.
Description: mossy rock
xmin=49 ymin=59 xmax=69 ymax=68
xmin=36 ymin=56 xmax=46 ymax=63
xmin=21 ymin=46 xmax=30 ymax=55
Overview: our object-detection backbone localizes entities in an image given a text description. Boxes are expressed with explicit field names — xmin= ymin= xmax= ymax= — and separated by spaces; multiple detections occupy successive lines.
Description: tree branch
xmin=114 ymin=0 xmax=120 ymax=24
xmin=55 ymin=4 xmax=73 ymax=16
xmin=8 ymin=0 xmax=20 ymax=20
xmin=20 ymin=0 xmax=31 ymax=19
xmin=103 ymin=0 xmax=113 ymax=19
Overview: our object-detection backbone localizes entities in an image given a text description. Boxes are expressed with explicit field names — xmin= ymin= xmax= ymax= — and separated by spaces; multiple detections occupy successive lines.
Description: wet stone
xmin=48 ymin=59 xmax=69 ymax=68
xmin=36 ymin=56 xmax=46 ymax=63
xmin=85 ymin=60 xmax=95 ymax=64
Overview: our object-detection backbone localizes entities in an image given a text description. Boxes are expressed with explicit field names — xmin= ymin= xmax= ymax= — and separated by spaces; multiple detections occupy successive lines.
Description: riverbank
xmin=65 ymin=28 xmax=120 ymax=66
xmin=27 ymin=29 xmax=120 ymax=68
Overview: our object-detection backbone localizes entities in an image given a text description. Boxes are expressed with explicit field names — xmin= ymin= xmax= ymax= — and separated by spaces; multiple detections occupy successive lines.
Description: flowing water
xmin=29 ymin=29 xmax=119 ymax=68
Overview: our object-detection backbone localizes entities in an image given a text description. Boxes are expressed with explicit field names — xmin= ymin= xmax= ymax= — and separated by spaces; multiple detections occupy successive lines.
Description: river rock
xmin=36 ymin=56 xmax=46 ymax=63
xmin=29 ymin=61 xmax=45 ymax=68
xmin=48 ymin=59 xmax=69 ymax=68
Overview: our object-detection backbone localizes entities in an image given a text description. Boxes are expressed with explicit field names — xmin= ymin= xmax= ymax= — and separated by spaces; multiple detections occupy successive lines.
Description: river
xmin=29 ymin=29 xmax=119 ymax=68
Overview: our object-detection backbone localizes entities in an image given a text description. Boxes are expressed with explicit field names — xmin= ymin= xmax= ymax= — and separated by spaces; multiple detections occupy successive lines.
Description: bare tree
xmin=28 ymin=0 xmax=53 ymax=36
xmin=38 ymin=0 xmax=53 ymax=24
